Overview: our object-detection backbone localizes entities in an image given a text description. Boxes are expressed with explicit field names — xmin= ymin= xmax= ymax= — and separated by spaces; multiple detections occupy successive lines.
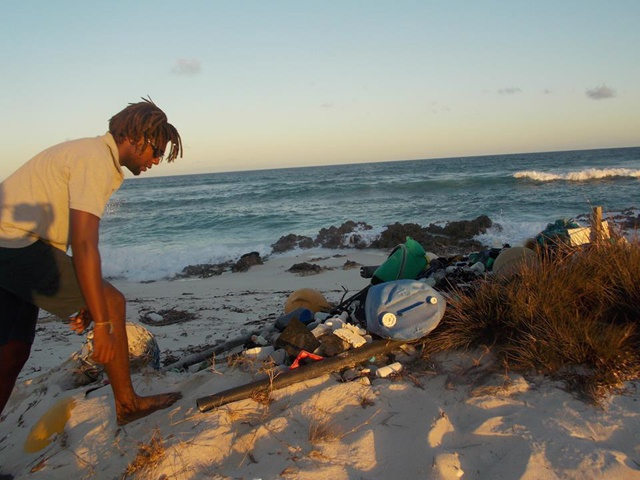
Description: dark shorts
xmin=0 ymin=241 xmax=86 ymax=345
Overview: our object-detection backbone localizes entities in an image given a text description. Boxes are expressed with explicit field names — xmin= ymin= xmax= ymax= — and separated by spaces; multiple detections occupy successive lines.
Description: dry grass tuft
xmin=308 ymin=413 xmax=343 ymax=445
xmin=422 ymin=238 xmax=640 ymax=403
xmin=225 ymin=354 xmax=280 ymax=413
xmin=226 ymin=352 xmax=258 ymax=371
xmin=250 ymin=387 xmax=273 ymax=407
xmin=304 ymin=399 xmax=381 ymax=445
xmin=227 ymin=353 xmax=281 ymax=377
xmin=122 ymin=428 xmax=165 ymax=479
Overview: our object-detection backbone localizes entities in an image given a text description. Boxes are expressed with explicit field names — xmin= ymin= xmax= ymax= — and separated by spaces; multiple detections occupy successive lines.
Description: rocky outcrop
xmin=314 ymin=221 xmax=371 ymax=249
xmin=179 ymin=252 xmax=265 ymax=278
xmin=271 ymin=234 xmax=314 ymax=253
xmin=232 ymin=252 xmax=263 ymax=272
xmin=370 ymin=216 xmax=495 ymax=255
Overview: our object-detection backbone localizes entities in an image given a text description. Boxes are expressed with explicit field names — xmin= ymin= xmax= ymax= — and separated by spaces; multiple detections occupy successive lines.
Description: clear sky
xmin=1 ymin=0 xmax=638 ymax=180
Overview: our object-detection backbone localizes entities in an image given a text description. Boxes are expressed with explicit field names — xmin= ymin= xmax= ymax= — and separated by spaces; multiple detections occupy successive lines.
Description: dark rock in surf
xmin=232 ymin=252 xmax=264 ymax=272
xmin=371 ymin=216 xmax=494 ymax=256
xmin=426 ymin=215 xmax=493 ymax=239
xmin=314 ymin=221 xmax=372 ymax=249
xmin=179 ymin=262 xmax=232 ymax=278
xmin=271 ymin=234 xmax=314 ymax=253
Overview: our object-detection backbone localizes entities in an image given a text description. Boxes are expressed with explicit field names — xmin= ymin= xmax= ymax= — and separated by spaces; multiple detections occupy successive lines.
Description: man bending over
xmin=0 ymin=97 xmax=183 ymax=425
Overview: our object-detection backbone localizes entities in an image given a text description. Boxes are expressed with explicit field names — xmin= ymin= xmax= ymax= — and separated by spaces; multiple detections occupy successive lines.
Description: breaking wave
xmin=514 ymin=168 xmax=640 ymax=182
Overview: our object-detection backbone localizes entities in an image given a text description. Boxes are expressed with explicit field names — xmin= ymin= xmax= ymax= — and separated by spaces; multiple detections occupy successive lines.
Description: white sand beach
xmin=1 ymin=249 xmax=640 ymax=479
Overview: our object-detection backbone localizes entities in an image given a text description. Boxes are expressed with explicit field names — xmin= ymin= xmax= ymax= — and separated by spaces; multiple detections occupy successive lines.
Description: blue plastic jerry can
xmin=365 ymin=280 xmax=446 ymax=341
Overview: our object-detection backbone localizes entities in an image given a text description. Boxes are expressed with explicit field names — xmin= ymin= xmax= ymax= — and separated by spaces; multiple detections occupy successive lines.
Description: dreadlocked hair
xmin=108 ymin=96 xmax=183 ymax=162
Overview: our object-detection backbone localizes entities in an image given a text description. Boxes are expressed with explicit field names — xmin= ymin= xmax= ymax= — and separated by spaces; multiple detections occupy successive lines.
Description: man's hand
xmin=68 ymin=308 xmax=93 ymax=334
xmin=91 ymin=324 xmax=116 ymax=364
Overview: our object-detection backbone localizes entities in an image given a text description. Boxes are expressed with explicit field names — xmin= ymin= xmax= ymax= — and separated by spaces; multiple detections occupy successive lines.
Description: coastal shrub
xmin=422 ymin=238 xmax=640 ymax=403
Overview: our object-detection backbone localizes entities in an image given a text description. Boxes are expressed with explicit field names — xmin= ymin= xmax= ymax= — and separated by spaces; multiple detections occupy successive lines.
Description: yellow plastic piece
xmin=24 ymin=397 xmax=76 ymax=453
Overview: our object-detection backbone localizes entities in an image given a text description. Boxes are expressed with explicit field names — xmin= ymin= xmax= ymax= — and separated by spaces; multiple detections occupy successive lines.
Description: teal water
xmin=100 ymin=147 xmax=640 ymax=281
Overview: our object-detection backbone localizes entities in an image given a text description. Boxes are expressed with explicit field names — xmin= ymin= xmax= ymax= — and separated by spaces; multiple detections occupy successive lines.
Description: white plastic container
xmin=333 ymin=327 xmax=367 ymax=348
xmin=250 ymin=334 xmax=269 ymax=346
xmin=375 ymin=362 xmax=403 ymax=378
xmin=324 ymin=317 xmax=346 ymax=330
xmin=244 ymin=346 xmax=275 ymax=360
xmin=314 ymin=312 xmax=331 ymax=322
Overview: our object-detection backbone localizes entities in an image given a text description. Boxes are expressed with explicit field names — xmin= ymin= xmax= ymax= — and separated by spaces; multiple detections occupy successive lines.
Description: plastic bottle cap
xmin=381 ymin=312 xmax=397 ymax=328
xmin=427 ymin=296 xmax=438 ymax=305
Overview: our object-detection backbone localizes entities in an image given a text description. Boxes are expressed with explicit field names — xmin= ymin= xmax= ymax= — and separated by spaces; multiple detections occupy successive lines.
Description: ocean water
xmin=100 ymin=147 xmax=640 ymax=282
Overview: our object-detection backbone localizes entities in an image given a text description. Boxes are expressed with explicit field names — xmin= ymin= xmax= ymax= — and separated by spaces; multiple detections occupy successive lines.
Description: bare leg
xmin=102 ymin=282 xmax=181 ymax=425
xmin=0 ymin=340 xmax=31 ymax=417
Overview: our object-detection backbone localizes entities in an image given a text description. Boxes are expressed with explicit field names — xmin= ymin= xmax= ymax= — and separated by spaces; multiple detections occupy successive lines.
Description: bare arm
xmin=70 ymin=209 xmax=115 ymax=364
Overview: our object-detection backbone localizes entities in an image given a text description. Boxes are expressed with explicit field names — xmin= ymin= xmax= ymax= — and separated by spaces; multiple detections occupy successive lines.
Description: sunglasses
xmin=147 ymin=139 xmax=165 ymax=161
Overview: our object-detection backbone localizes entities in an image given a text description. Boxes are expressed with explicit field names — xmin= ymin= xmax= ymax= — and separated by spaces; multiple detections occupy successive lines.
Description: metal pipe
xmin=196 ymin=339 xmax=405 ymax=412
xmin=161 ymin=332 xmax=256 ymax=372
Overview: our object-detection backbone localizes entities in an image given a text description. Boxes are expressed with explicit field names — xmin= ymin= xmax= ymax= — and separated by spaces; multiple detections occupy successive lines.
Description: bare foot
xmin=116 ymin=392 xmax=182 ymax=426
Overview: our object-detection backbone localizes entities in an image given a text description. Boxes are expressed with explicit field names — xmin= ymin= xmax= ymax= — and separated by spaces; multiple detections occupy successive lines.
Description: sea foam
xmin=514 ymin=168 xmax=640 ymax=181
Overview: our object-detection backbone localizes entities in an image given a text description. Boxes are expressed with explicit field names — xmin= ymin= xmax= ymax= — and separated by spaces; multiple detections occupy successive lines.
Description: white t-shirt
xmin=0 ymin=133 xmax=124 ymax=251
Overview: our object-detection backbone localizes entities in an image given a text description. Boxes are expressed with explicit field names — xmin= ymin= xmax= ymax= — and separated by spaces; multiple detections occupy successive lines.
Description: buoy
xmin=284 ymin=288 xmax=331 ymax=314
xmin=492 ymin=247 xmax=538 ymax=279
